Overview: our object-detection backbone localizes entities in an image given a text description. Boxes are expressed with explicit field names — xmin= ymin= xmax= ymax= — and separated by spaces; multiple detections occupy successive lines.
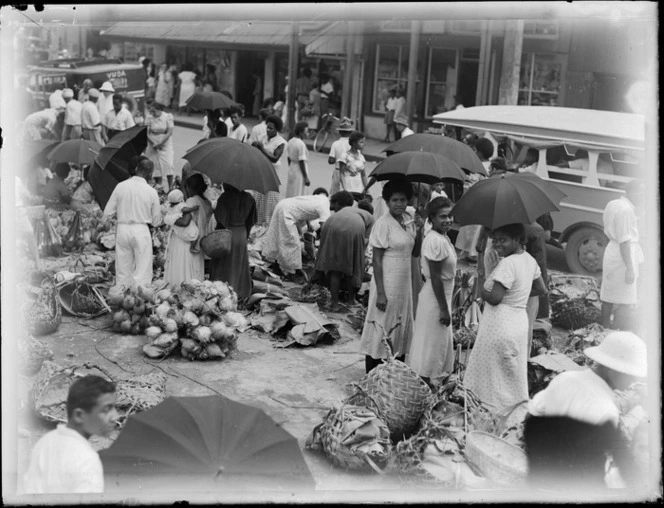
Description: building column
xmin=497 ymin=20 xmax=524 ymax=105
xmin=264 ymin=51 xmax=276 ymax=102
xmin=406 ymin=20 xmax=421 ymax=124
xmin=476 ymin=20 xmax=493 ymax=106
xmin=341 ymin=22 xmax=356 ymax=119
xmin=286 ymin=21 xmax=299 ymax=132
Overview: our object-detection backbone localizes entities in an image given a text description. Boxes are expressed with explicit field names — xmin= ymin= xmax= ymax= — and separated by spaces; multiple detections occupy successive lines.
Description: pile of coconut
xmin=108 ymin=279 xmax=248 ymax=361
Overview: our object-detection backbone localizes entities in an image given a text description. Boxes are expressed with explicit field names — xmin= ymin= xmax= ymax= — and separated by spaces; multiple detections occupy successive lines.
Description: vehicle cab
xmin=433 ymin=106 xmax=645 ymax=276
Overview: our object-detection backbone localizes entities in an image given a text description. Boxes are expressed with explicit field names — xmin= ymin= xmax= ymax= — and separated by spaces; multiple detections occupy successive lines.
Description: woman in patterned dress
xmin=463 ymin=223 xmax=547 ymax=412
xmin=144 ymin=100 xmax=175 ymax=191
xmin=251 ymin=115 xmax=287 ymax=226
xmin=408 ymin=197 xmax=457 ymax=385
xmin=359 ymin=178 xmax=423 ymax=373
xmin=338 ymin=131 xmax=369 ymax=201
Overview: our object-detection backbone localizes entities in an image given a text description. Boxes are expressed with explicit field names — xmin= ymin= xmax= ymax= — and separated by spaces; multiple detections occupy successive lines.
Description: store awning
xmin=100 ymin=21 xmax=324 ymax=51
xmin=305 ymin=21 xmax=363 ymax=57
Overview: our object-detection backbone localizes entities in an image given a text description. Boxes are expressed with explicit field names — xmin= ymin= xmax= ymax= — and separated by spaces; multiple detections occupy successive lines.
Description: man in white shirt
xmin=48 ymin=89 xmax=67 ymax=110
xmin=77 ymin=79 xmax=94 ymax=102
xmin=23 ymin=375 xmax=118 ymax=494
xmin=104 ymin=93 xmax=136 ymax=142
xmin=394 ymin=115 xmax=414 ymax=138
xmin=81 ymin=89 xmax=103 ymax=144
xmin=327 ymin=119 xmax=353 ymax=194
xmin=61 ymin=88 xmax=83 ymax=141
xmin=97 ymin=81 xmax=116 ymax=129
xmin=104 ymin=156 xmax=162 ymax=292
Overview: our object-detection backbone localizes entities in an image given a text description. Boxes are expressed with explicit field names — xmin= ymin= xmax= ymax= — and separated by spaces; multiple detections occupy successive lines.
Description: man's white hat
xmin=584 ymin=331 xmax=647 ymax=378
xmin=100 ymin=81 xmax=115 ymax=93
xmin=62 ymin=88 xmax=74 ymax=99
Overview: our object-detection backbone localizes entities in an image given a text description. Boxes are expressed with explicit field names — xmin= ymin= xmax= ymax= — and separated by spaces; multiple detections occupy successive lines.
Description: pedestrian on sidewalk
xmin=103 ymin=93 xmax=136 ymax=143
xmin=251 ymin=115 xmax=287 ymax=225
xmin=338 ymin=131 xmax=369 ymax=201
xmin=227 ymin=105 xmax=248 ymax=143
xmin=286 ymin=121 xmax=311 ymax=198
xmin=103 ymin=156 xmax=162 ymax=293
xmin=327 ymin=118 xmax=353 ymax=195
xmin=61 ymin=88 xmax=82 ymax=141
xmin=97 ymin=81 xmax=116 ymax=133
xmin=81 ymin=89 xmax=103 ymax=144
xmin=382 ymin=87 xmax=397 ymax=142
xmin=155 ymin=62 xmax=173 ymax=109
xmin=600 ymin=179 xmax=644 ymax=331
xmin=295 ymin=67 xmax=312 ymax=122
xmin=145 ymin=100 xmax=175 ymax=191
xmin=22 ymin=376 xmax=118 ymax=494
xmin=394 ymin=114 xmax=414 ymax=138
xmin=178 ymin=63 xmax=197 ymax=115
xmin=393 ymin=87 xmax=407 ymax=140
xmin=248 ymin=108 xmax=269 ymax=144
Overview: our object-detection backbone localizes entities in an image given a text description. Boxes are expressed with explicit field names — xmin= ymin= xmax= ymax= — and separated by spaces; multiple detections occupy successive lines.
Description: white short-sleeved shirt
xmin=340 ymin=150 xmax=366 ymax=193
xmin=528 ymin=369 xmax=620 ymax=426
xmin=25 ymin=109 xmax=59 ymax=133
xmin=64 ymin=99 xmax=83 ymax=126
xmin=228 ymin=123 xmax=248 ymax=142
xmin=248 ymin=122 xmax=267 ymax=144
xmin=603 ymin=196 xmax=639 ymax=245
xmin=23 ymin=424 xmax=104 ymax=494
xmin=329 ymin=137 xmax=351 ymax=169
xmin=385 ymin=96 xmax=397 ymax=112
xmin=105 ymin=107 xmax=136 ymax=131
xmin=81 ymin=101 xmax=101 ymax=129
xmin=421 ymin=230 xmax=457 ymax=281
xmin=484 ymin=251 xmax=541 ymax=309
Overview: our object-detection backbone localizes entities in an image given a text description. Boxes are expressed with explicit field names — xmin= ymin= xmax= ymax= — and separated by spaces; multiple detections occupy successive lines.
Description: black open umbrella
xmin=88 ymin=161 xmax=130 ymax=211
xmin=99 ymin=395 xmax=316 ymax=493
xmin=95 ymin=125 xmax=148 ymax=181
xmin=185 ymin=91 xmax=238 ymax=112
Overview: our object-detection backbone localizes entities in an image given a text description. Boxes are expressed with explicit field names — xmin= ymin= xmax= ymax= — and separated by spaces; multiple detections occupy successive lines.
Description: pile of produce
xmin=562 ymin=323 xmax=609 ymax=366
xmin=151 ymin=226 xmax=170 ymax=275
xmin=108 ymin=279 xmax=247 ymax=361
xmin=44 ymin=208 xmax=116 ymax=251
xmin=549 ymin=273 xmax=601 ymax=330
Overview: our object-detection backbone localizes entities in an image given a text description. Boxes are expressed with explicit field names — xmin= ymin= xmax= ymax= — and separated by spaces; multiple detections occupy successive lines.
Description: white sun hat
xmin=584 ymin=331 xmax=647 ymax=378
xmin=100 ymin=81 xmax=115 ymax=93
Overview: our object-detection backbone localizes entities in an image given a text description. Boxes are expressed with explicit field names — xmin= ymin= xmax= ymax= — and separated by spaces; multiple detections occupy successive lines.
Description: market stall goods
xmin=549 ymin=273 xmax=602 ymax=330
xmin=58 ymin=277 xmax=110 ymax=318
xmin=306 ymin=404 xmax=391 ymax=472
xmin=20 ymin=273 xmax=62 ymax=337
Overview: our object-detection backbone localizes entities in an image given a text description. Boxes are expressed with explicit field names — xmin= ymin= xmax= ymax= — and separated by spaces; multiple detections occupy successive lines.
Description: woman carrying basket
xmin=210 ymin=184 xmax=257 ymax=299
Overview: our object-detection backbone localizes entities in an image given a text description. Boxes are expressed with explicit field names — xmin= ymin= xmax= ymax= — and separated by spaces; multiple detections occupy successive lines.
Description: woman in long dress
xmin=408 ymin=197 xmax=457 ymax=385
xmin=285 ymin=121 xmax=310 ymax=198
xmin=210 ymin=184 xmax=257 ymax=299
xmin=315 ymin=191 xmax=374 ymax=311
xmin=250 ymin=115 xmax=287 ymax=225
xmin=155 ymin=63 xmax=172 ymax=108
xmin=463 ymin=223 xmax=547 ymax=413
xmin=261 ymin=189 xmax=331 ymax=280
xmin=359 ymin=179 xmax=423 ymax=373
xmin=144 ymin=100 xmax=175 ymax=191
xmin=178 ymin=65 xmax=197 ymax=114
xmin=184 ymin=174 xmax=214 ymax=281
xmin=163 ymin=189 xmax=200 ymax=289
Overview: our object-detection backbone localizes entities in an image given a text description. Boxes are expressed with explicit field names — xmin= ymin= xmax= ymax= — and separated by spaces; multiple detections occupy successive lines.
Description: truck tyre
xmin=564 ymin=226 xmax=607 ymax=276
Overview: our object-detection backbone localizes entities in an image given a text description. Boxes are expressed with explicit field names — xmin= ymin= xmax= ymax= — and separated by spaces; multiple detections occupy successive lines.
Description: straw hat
xmin=337 ymin=118 xmax=354 ymax=131
xmin=584 ymin=331 xmax=647 ymax=378
xmin=394 ymin=114 xmax=409 ymax=127
xmin=100 ymin=81 xmax=115 ymax=93
xmin=167 ymin=189 xmax=184 ymax=204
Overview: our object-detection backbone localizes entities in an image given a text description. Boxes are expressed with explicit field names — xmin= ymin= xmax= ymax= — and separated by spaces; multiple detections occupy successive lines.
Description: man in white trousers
xmin=103 ymin=156 xmax=162 ymax=293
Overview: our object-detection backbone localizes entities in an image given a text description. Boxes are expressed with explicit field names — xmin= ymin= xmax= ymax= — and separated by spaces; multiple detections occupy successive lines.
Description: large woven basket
xmin=200 ymin=229 xmax=232 ymax=259
xmin=32 ymin=361 xmax=167 ymax=427
xmin=464 ymin=431 xmax=528 ymax=485
xmin=306 ymin=404 xmax=391 ymax=471
xmin=58 ymin=279 xmax=110 ymax=318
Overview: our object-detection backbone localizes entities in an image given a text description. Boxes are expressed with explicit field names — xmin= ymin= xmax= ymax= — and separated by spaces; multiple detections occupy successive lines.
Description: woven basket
xmin=200 ymin=229 xmax=232 ymax=259
xmin=464 ymin=431 xmax=528 ymax=485
xmin=551 ymin=298 xmax=601 ymax=330
xmin=58 ymin=280 xmax=110 ymax=318
xmin=32 ymin=361 xmax=167 ymax=427
xmin=21 ymin=274 xmax=62 ymax=337
xmin=306 ymin=404 xmax=391 ymax=471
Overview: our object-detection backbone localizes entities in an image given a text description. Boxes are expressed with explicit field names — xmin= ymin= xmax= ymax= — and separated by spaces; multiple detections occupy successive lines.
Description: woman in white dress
xmin=463 ymin=223 xmax=547 ymax=412
xmin=184 ymin=174 xmax=214 ymax=281
xmin=251 ymin=115 xmax=287 ymax=225
xmin=408 ymin=197 xmax=457 ymax=385
xmin=338 ymin=131 xmax=369 ymax=201
xmin=359 ymin=179 xmax=423 ymax=373
xmin=285 ymin=121 xmax=310 ymax=198
xmin=163 ymin=189 xmax=200 ymax=289
xmin=155 ymin=63 xmax=172 ymax=109
xmin=145 ymin=100 xmax=175 ymax=191
xmin=178 ymin=64 xmax=197 ymax=114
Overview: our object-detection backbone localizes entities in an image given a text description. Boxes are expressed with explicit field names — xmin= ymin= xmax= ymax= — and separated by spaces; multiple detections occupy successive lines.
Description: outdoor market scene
xmin=3 ymin=4 xmax=660 ymax=504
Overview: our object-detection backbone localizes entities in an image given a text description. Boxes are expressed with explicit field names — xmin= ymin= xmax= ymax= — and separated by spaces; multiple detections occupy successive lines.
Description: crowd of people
xmin=15 ymin=61 xmax=651 ymax=496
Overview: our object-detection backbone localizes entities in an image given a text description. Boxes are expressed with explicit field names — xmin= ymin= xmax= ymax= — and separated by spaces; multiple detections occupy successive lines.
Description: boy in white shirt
xmin=23 ymin=375 xmax=118 ymax=494
xmin=327 ymin=118 xmax=354 ymax=194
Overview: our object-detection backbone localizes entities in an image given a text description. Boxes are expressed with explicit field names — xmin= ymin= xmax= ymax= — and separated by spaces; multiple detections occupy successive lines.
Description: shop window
xmin=425 ymin=48 xmax=458 ymax=117
xmin=373 ymin=44 xmax=409 ymax=112
xmin=523 ymin=21 xmax=559 ymax=39
xmin=518 ymin=53 xmax=562 ymax=106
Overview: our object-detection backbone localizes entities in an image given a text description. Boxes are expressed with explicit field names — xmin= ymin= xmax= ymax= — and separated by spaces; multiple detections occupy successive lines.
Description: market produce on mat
xmin=549 ymin=273 xmax=602 ymax=330
xmin=562 ymin=323 xmax=609 ymax=366
xmin=58 ymin=277 xmax=110 ymax=318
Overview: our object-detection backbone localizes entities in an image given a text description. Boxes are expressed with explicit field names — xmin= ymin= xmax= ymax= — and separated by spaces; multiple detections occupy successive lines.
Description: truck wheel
xmin=564 ymin=227 xmax=607 ymax=276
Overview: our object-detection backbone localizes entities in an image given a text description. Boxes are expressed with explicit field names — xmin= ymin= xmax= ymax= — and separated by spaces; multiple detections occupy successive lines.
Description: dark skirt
xmin=315 ymin=216 xmax=366 ymax=289
xmin=209 ymin=225 xmax=252 ymax=299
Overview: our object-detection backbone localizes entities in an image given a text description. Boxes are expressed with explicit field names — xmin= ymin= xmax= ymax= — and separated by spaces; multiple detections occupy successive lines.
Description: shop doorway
xmin=236 ymin=51 xmax=265 ymax=116
xmin=457 ymin=51 xmax=479 ymax=107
